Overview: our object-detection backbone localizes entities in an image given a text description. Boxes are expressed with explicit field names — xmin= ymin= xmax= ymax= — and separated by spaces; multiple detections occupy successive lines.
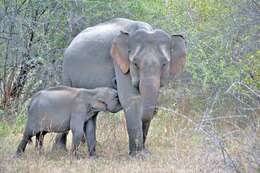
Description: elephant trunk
xmin=139 ymin=74 xmax=160 ymax=121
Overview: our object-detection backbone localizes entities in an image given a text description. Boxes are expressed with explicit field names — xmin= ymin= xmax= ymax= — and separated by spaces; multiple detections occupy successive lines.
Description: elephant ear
xmin=111 ymin=31 xmax=130 ymax=74
xmin=170 ymin=34 xmax=187 ymax=76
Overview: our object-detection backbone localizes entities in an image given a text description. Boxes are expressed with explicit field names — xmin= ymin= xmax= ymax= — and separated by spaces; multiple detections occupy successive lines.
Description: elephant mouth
xmin=92 ymin=101 xmax=107 ymax=112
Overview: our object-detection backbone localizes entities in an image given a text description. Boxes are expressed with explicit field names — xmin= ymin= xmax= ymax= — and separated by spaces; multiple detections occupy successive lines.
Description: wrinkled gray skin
xmin=55 ymin=18 xmax=187 ymax=156
xmin=16 ymin=86 xmax=121 ymax=158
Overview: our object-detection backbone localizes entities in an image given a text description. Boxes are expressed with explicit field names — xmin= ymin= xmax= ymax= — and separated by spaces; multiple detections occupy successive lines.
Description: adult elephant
xmin=54 ymin=18 xmax=187 ymax=156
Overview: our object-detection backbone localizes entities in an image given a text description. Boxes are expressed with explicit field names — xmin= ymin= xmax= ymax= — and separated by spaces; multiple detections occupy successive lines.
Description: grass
xmin=0 ymin=110 xmax=259 ymax=173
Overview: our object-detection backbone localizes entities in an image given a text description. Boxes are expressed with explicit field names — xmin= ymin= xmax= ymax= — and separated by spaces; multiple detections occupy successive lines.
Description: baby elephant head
xmin=91 ymin=87 xmax=122 ymax=113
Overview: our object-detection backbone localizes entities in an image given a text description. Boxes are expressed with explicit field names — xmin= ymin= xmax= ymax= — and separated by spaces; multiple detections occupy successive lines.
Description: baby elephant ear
xmin=170 ymin=34 xmax=187 ymax=76
xmin=111 ymin=31 xmax=130 ymax=74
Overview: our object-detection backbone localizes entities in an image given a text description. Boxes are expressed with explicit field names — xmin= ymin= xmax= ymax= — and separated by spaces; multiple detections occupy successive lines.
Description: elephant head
xmin=111 ymin=29 xmax=187 ymax=120
xmin=91 ymin=87 xmax=122 ymax=113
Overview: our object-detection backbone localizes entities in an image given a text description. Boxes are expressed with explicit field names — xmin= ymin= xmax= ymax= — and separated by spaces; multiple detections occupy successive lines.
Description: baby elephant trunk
xmin=107 ymin=90 xmax=122 ymax=113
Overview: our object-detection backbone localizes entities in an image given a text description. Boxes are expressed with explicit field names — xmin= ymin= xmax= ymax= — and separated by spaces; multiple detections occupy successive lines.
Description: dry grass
xmin=0 ymin=111 xmax=259 ymax=173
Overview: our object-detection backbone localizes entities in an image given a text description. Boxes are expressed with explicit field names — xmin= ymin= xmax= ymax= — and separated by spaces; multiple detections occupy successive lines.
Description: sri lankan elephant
xmin=16 ymin=86 xmax=121 ymax=159
xmin=54 ymin=18 xmax=187 ymax=156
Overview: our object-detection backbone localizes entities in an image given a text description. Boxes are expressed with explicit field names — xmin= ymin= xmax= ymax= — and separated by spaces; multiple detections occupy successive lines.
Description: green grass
xmin=0 ymin=121 xmax=11 ymax=137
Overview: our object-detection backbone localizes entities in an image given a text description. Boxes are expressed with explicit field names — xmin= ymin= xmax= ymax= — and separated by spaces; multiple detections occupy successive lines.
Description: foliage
xmin=0 ymin=0 xmax=258 ymax=106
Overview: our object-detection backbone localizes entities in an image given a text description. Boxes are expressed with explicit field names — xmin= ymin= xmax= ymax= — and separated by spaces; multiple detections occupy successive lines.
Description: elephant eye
xmin=161 ymin=58 xmax=169 ymax=68
xmin=161 ymin=63 xmax=166 ymax=68
xmin=131 ymin=58 xmax=139 ymax=69
xmin=134 ymin=62 xmax=139 ymax=69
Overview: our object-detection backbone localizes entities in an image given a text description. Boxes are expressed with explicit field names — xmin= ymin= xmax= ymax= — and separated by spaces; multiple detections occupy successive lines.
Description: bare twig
xmin=158 ymin=106 xmax=241 ymax=173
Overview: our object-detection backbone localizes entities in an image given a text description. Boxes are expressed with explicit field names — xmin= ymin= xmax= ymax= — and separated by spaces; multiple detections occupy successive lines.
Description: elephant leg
xmin=16 ymin=129 xmax=33 ymax=156
xmin=71 ymin=129 xmax=84 ymax=160
xmin=53 ymin=132 xmax=68 ymax=151
xmin=85 ymin=113 xmax=98 ymax=156
xmin=113 ymin=63 xmax=144 ymax=156
xmin=142 ymin=120 xmax=151 ymax=147
xmin=71 ymin=113 xmax=86 ymax=159
xmin=124 ymin=103 xmax=143 ymax=156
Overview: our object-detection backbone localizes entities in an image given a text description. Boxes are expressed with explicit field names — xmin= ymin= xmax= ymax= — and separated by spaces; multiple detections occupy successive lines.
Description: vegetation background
xmin=0 ymin=0 xmax=259 ymax=172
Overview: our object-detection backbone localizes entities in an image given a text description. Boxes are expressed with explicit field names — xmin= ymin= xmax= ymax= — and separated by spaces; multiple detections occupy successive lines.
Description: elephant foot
xmin=143 ymin=148 xmax=151 ymax=155
xmin=89 ymin=154 xmax=99 ymax=160
xmin=15 ymin=151 xmax=22 ymax=158
xmin=129 ymin=149 xmax=151 ymax=159
xmin=88 ymin=146 xmax=96 ymax=158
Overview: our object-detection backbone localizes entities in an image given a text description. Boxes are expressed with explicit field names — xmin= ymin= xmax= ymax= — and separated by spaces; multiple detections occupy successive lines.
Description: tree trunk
xmin=10 ymin=59 xmax=36 ymax=97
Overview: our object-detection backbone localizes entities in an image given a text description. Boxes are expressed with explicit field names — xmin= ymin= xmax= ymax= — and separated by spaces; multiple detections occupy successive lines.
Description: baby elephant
xmin=16 ymin=86 xmax=121 ymax=158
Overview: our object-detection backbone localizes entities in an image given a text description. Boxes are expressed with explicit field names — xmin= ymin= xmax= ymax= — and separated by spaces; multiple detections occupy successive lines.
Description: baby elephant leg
xmin=70 ymin=113 xmax=85 ymax=159
xmin=85 ymin=113 xmax=98 ymax=157
xmin=71 ymin=129 xmax=84 ymax=159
